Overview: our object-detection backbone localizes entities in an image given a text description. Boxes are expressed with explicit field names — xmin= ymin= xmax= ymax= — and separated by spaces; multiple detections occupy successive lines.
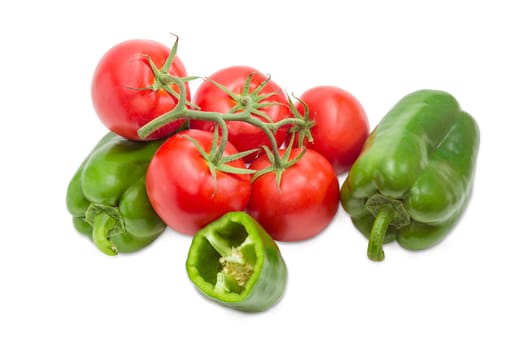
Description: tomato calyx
xmin=181 ymin=128 xmax=256 ymax=195
xmin=246 ymin=94 xmax=316 ymax=188
xmin=206 ymin=73 xmax=283 ymax=123
xmin=287 ymin=94 xmax=316 ymax=148
xmin=134 ymin=35 xmax=198 ymax=109
xmin=252 ymin=132 xmax=307 ymax=188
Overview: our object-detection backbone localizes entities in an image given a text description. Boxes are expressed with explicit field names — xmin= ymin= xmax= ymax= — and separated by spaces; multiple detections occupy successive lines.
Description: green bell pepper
xmin=66 ymin=132 xmax=166 ymax=256
xmin=186 ymin=211 xmax=287 ymax=312
xmin=340 ymin=89 xmax=480 ymax=261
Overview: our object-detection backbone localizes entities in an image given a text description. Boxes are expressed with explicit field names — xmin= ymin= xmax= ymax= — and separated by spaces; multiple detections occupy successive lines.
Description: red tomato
xmin=191 ymin=66 xmax=290 ymax=163
xmin=247 ymin=149 xmax=339 ymax=242
xmin=92 ymin=39 xmax=190 ymax=141
xmin=146 ymin=129 xmax=251 ymax=235
xmin=289 ymin=86 xmax=369 ymax=174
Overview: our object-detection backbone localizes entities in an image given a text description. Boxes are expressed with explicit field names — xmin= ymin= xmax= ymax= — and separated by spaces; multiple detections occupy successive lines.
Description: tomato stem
xmin=209 ymin=117 xmax=229 ymax=164
xmin=137 ymin=74 xmax=311 ymax=173
xmin=137 ymin=75 xmax=289 ymax=168
xmin=137 ymin=40 xmax=315 ymax=179
xmin=161 ymin=34 xmax=179 ymax=74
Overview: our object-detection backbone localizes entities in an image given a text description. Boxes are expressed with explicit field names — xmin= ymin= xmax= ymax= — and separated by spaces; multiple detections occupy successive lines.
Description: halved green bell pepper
xmin=340 ymin=90 xmax=480 ymax=261
xmin=66 ymin=132 xmax=166 ymax=256
xmin=186 ymin=211 xmax=287 ymax=312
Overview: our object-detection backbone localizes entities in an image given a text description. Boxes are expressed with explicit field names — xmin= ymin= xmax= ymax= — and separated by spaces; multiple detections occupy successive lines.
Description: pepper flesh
xmin=186 ymin=211 xmax=287 ymax=312
xmin=66 ymin=132 xmax=166 ymax=255
xmin=340 ymin=90 xmax=480 ymax=261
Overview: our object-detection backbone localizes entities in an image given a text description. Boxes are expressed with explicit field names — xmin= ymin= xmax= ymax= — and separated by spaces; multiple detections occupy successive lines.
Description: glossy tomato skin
xmin=146 ymin=129 xmax=251 ymax=235
xmin=92 ymin=39 xmax=190 ymax=141
xmin=191 ymin=66 xmax=290 ymax=162
xmin=247 ymin=149 xmax=339 ymax=242
xmin=290 ymin=86 xmax=369 ymax=175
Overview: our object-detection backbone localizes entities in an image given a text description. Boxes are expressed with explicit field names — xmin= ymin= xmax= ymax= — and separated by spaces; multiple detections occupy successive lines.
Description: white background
xmin=1 ymin=0 xmax=521 ymax=349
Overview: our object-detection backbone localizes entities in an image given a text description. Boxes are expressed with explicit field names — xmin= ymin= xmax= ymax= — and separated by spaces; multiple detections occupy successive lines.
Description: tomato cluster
xmin=91 ymin=37 xmax=369 ymax=242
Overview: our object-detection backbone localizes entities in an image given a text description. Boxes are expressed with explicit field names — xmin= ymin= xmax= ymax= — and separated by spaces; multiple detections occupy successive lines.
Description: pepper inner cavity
xmin=204 ymin=222 xmax=256 ymax=294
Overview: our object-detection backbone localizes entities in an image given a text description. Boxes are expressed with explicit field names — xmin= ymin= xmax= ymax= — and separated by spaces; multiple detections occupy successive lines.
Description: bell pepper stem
xmin=92 ymin=211 xmax=118 ymax=256
xmin=367 ymin=206 xmax=394 ymax=262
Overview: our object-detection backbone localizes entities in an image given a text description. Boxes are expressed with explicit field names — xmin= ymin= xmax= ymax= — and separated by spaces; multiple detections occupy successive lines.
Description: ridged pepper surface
xmin=66 ymin=132 xmax=166 ymax=255
xmin=340 ymin=90 xmax=480 ymax=261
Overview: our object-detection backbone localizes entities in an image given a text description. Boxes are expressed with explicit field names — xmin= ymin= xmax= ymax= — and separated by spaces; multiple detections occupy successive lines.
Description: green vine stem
xmin=136 ymin=41 xmax=313 ymax=177
xmin=139 ymin=76 xmax=308 ymax=162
